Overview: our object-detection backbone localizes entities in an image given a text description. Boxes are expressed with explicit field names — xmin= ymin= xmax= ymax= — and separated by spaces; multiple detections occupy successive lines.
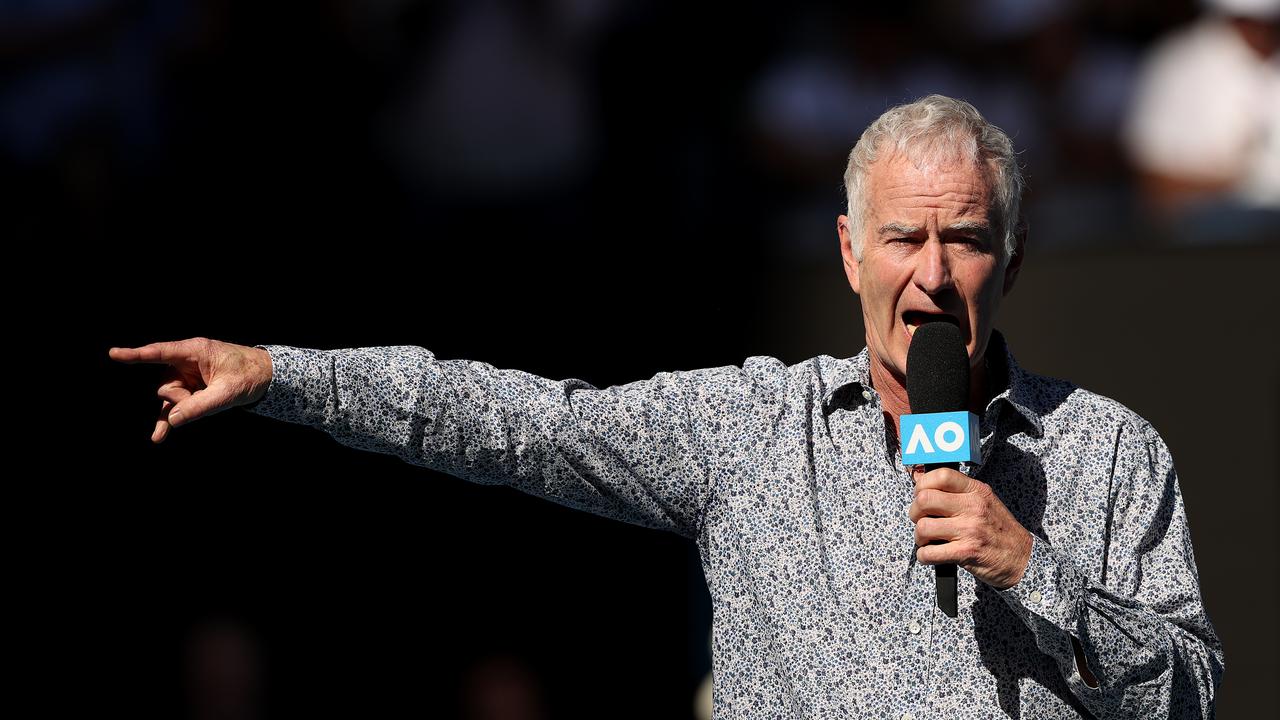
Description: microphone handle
xmin=924 ymin=461 xmax=959 ymax=618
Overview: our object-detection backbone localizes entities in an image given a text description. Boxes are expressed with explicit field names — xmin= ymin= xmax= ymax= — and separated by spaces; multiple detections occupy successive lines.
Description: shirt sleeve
xmin=997 ymin=418 xmax=1224 ymax=718
xmin=241 ymin=343 xmax=756 ymax=540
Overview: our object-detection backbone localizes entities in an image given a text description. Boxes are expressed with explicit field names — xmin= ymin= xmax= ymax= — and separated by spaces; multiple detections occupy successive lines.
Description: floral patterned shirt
xmin=244 ymin=331 xmax=1222 ymax=719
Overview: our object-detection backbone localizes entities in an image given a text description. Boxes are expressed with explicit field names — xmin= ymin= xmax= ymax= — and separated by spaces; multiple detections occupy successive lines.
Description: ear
xmin=1002 ymin=221 xmax=1027 ymax=296
xmin=838 ymin=215 xmax=861 ymax=295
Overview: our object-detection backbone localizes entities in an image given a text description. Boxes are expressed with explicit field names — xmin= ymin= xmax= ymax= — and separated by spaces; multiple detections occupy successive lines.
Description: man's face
xmin=837 ymin=152 xmax=1023 ymax=382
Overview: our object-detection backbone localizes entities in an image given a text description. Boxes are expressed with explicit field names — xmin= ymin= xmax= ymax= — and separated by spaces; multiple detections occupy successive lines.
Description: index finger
xmin=108 ymin=340 xmax=199 ymax=365
xmin=912 ymin=466 xmax=975 ymax=494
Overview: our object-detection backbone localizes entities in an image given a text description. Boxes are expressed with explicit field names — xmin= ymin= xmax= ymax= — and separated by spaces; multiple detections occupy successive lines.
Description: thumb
xmin=167 ymin=381 xmax=233 ymax=428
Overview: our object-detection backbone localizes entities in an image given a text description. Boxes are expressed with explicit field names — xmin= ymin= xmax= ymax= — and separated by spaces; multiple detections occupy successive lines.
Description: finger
xmin=109 ymin=339 xmax=203 ymax=365
xmin=167 ymin=380 xmax=233 ymax=428
xmin=914 ymin=516 xmax=963 ymax=547
xmin=917 ymin=539 xmax=973 ymax=566
xmin=153 ymin=399 xmax=174 ymax=444
xmin=913 ymin=467 xmax=978 ymax=494
xmin=909 ymin=487 xmax=967 ymax=521
xmin=157 ymin=380 xmax=194 ymax=405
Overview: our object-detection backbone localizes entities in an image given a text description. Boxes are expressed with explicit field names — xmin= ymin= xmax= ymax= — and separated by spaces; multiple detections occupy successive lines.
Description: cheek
xmin=867 ymin=265 xmax=909 ymax=309
xmin=963 ymin=270 xmax=1006 ymax=328
xmin=874 ymin=283 xmax=905 ymax=324
xmin=858 ymin=252 xmax=916 ymax=325
xmin=964 ymin=262 xmax=1003 ymax=302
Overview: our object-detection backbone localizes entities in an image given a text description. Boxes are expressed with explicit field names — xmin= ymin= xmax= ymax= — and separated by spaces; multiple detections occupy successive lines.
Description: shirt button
xmin=861 ymin=390 xmax=873 ymax=402
xmin=900 ymin=713 xmax=915 ymax=720
xmin=1029 ymin=590 xmax=1043 ymax=604
xmin=907 ymin=620 xmax=921 ymax=635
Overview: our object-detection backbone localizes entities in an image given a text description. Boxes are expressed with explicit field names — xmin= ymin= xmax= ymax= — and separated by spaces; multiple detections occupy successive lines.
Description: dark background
xmin=16 ymin=0 xmax=1276 ymax=717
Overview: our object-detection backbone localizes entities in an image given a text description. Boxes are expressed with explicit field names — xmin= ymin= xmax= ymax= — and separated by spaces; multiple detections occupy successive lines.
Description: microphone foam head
xmin=906 ymin=322 xmax=970 ymax=413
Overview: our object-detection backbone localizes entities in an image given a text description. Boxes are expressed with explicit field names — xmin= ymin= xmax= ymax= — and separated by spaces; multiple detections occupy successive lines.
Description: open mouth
xmin=903 ymin=310 xmax=961 ymax=338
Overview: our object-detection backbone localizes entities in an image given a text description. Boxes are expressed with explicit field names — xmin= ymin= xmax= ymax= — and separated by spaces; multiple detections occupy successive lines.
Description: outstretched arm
xmin=240 ymin=343 xmax=757 ymax=539
xmin=111 ymin=338 xmax=764 ymax=538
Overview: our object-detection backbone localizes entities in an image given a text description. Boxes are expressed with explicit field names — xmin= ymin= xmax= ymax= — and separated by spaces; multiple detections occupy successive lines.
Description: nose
xmin=913 ymin=237 xmax=953 ymax=295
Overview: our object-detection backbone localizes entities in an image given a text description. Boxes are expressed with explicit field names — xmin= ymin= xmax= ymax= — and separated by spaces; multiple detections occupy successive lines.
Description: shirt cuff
xmin=240 ymin=344 xmax=334 ymax=427
xmin=998 ymin=533 xmax=1090 ymax=664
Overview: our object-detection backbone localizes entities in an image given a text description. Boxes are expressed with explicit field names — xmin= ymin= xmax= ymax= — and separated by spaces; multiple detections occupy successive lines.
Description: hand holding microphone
xmin=908 ymin=466 xmax=1033 ymax=592
xmin=902 ymin=322 xmax=1032 ymax=614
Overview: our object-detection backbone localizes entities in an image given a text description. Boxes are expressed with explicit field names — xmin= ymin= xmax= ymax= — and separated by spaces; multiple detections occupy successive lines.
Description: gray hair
xmin=842 ymin=94 xmax=1024 ymax=261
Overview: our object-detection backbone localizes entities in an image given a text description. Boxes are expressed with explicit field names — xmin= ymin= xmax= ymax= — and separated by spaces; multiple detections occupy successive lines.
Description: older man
xmin=111 ymin=95 xmax=1222 ymax=718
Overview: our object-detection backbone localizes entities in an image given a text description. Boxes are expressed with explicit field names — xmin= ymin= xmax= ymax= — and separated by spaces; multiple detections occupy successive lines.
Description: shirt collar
xmin=820 ymin=330 xmax=1044 ymax=436
xmin=819 ymin=347 xmax=873 ymax=411
xmin=982 ymin=331 xmax=1044 ymax=436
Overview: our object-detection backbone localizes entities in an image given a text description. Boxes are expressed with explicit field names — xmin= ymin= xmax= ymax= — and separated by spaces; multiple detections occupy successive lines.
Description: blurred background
xmin=22 ymin=0 xmax=1275 ymax=716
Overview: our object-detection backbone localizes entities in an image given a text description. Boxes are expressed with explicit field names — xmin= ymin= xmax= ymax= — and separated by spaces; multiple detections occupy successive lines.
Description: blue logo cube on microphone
xmin=900 ymin=411 xmax=981 ymax=465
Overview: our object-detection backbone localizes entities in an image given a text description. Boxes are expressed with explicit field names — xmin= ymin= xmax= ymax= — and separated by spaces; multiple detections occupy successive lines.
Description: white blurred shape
xmin=1124 ymin=15 xmax=1280 ymax=206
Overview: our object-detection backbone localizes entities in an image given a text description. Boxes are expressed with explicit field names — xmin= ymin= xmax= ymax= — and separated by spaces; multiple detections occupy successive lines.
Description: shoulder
xmin=670 ymin=353 xmax=823 ymax=385
xmin=1022 ymin=366 xmax=1168 ymax=455
xmin=664 ymin=353 xmax=841 ymax=409
xmin=626 ymin=355 xmax=797 ymax=407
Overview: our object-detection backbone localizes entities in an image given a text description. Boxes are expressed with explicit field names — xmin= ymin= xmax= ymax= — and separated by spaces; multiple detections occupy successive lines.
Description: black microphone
xmin=905 ymin=321 xmax=969 ymax=618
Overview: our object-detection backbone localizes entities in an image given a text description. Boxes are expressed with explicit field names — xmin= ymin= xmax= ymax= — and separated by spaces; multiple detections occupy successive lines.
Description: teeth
xmin=907 ymin=323 xmax=917 ymax=336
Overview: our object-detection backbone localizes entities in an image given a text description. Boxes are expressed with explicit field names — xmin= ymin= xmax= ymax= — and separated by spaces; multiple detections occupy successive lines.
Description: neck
xmin=870 ymin=351 xmax=991 ymax=439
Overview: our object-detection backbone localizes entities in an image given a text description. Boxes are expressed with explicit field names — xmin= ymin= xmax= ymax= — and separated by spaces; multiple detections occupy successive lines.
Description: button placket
xmin=896 ymin=559 xmax=934 ymax=720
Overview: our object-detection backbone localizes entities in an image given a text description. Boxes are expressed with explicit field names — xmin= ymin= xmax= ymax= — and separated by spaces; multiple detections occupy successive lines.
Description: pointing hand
xmin=108 ymin=337 xmax=273 ymax=444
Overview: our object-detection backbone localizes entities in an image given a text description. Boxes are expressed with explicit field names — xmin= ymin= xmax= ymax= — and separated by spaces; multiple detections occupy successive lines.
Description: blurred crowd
xmin=745 ymin=0 xmax=1278 ymax=256
xmin=4 ymin=0 xmax=1277 ymax=259
xmin=4 ymin=0 xmax=1277 ymax=256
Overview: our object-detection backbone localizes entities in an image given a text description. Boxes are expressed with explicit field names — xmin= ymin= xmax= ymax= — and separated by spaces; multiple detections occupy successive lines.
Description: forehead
xmin=864 ymin=151 xmax=994 ymax=224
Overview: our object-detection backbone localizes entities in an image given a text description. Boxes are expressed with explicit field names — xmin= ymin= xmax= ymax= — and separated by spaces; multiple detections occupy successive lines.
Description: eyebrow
xmin=877 ymin=220 xmax=993 ymax=240
xmin=877 ymin=222 xmax=922 ymax=237
xmin=945 ymin=220 xmax=992 ymax=239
